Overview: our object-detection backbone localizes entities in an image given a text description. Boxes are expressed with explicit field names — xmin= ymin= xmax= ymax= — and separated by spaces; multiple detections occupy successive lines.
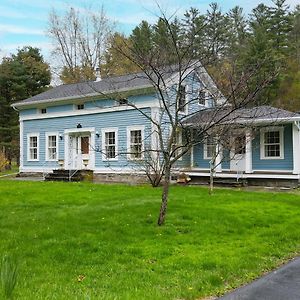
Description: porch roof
xmin=184 ymin=105 xmax=300 ymax=127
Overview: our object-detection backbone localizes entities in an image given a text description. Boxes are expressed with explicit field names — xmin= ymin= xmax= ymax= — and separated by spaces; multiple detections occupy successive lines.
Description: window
xmin=27 ymin=134 xmax=39 ymax=161
xmin=171 ymin=129 xmax=182 ymax=159
xmin=46 ymin=133 xmax=58 ymax=160
xmin=178 ymin=85 xmax=186 ymax=113
xmin=261 ymin=127 xmax=284 ymax=159
xmin=234 ymin=135 xmax=246 ymax=155
xmin=102 ymin=128 xmax=118 ymax=160
xmin=199 ymin=90 xmax=206 ymax=105
xmin=127 ymin=126 xmax=144 ymax=160
xmin=119 ymin=98 xmax=128 ymax=105
xmin=204 ymin=136 xmax=216 ymax=159
xmin=77 ymin=104 xmax=84 ymax=110
xmin=40 ymin=108 xmax=47 ymax=114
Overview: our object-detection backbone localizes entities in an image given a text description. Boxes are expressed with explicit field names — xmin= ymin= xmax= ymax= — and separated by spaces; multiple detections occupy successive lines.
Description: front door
xmin=68 ymin=134 xmax=91 ymax=169
xmin=230 ymin=135 xmax=246 ymax=172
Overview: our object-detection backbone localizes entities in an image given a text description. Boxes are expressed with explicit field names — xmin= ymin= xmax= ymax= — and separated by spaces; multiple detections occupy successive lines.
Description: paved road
xmin=219 ymin=257 xmax=300 ymax=300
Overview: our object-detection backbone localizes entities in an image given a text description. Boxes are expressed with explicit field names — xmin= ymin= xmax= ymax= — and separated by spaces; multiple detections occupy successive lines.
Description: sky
xmin=0 ymin=0 xmax=298 ymax=62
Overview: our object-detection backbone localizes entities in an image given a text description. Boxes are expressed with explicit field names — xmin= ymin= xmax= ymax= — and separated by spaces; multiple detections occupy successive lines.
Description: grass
xmin=0 ymin=181 xmax=300 ymax=299
xmin=0 ymin=164 xmax=19 ymax=178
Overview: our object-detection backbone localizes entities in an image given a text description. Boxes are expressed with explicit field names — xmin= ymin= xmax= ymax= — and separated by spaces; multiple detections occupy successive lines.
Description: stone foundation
xmin=93 ymin=173 xmax=148 ymax=184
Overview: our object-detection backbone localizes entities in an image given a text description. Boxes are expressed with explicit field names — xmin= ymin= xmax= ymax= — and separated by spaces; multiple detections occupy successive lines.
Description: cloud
xmin=0 ymin=24 xmax=44 ymax=35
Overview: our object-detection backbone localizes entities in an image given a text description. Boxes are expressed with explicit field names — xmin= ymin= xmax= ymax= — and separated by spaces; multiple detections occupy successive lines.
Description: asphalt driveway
xmin=219 ymin=257 xmax=300 ymax=300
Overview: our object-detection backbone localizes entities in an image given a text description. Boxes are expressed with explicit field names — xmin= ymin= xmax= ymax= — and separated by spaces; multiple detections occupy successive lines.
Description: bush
xmin=0 ymin=152 xmax=8 ymax=172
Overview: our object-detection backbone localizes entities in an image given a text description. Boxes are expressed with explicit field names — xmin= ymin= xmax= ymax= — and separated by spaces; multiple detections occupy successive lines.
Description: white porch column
xmin=292 ymin=122 xmax=300 ymax=175
xmin=215 ymin=142 xmax=222 ymax=173
xmin=245 ymin=129 xmax=253 ymax=174
xmin=19 ymin=120 xmax=24 ymax=170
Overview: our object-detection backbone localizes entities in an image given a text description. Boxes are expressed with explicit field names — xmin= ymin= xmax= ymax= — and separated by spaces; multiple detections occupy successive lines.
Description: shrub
xmin=0 ymin=152 xmax=8 ymax=172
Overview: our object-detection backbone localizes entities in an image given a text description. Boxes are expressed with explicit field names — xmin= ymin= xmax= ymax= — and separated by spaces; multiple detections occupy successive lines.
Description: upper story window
xmin=127 ymin=126 xmax=144 ymax=160
xmin=260 ymin=127 xmax=284 ymax=159
xmin=40 ymin=108 xmax=47 ymax=114
xmin=76 ymin=104 xmax=84 ymax=110
xmin=102 ymin=128 xmax=118 ymax=161
xmin=119 ymin=98 xmax=128 ymax=105
xmin=199 ymin=90 xmax=206 ymax=106
xmin=178 ymin=85 xmax=186 ymax=113
xmin=27 ymin=134 xmax=39 ymax=161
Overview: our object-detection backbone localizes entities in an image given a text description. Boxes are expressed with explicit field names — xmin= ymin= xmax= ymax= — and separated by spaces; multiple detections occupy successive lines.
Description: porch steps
xmin=44 ymin=169 xmax=83 ymax=182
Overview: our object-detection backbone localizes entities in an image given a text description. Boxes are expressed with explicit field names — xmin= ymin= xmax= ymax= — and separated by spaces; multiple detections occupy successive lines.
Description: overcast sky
xmin=0 ymin=0 xmax=298 ymax=61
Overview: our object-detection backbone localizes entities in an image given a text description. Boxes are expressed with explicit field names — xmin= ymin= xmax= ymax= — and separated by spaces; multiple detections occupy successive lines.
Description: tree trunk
xmin=209 ymin=159 xmax=215 ymax=195
xmin=157 ymin=166 xmax=171 ymax=226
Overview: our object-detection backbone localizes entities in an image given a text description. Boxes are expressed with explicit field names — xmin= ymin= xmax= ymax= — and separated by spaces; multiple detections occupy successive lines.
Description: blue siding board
xmin=23 ymin=108 xmax=152 ymax=169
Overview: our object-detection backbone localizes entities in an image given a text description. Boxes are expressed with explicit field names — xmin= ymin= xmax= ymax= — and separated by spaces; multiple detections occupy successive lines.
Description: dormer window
xmin=40 ymin=108 xmax=47 ymax=114
xmin=178 ymin=85 xmax=186 ymax=113
xmin=119 ymin=98 xmax=128 ymax=105
xmin=199 ymin=90 xmax=206 ymax=105
xmin=77 ymin=104 xmax=84 ymax=110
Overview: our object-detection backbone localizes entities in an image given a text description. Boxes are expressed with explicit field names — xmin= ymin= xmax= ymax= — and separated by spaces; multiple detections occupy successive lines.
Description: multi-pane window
xmin=262 ymin=130 xmax=282 ymax=158
xmin=204 ymin=136 xmax=216 ymax=159
xmin=199 ymin=90 xmax=206 ymax=105
xmin=77 ymin=104 xmax=84 ymax=110
xmin=105 ymin=132 xmax=116 ymax=159
xmin=129 ymin=129 xmax=143 ymax=159
xmin=102 ymin=129 xmax=118 ymax=161
xmin=171 ymin=129 xmax=182 ymax=159
xmin=28 ymin=135 xmax=38 ymax=160
xmin=47 ymin=135 xmax=57 ymax=160
xmin=40 ymin=108 xmax=47 ymax=114
xmin=178 ymin=85 xmax=186 ymax=113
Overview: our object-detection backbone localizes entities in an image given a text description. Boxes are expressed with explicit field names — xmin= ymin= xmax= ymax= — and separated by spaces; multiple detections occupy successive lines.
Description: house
xmin=12 ymin=63 xmax=300 ymax=186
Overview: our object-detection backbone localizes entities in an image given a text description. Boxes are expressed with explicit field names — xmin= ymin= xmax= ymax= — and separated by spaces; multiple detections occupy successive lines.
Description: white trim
xmin=245 ymin=129 xmax=253 ymax=173
xmin=27 ymin=133 xmax=40 ymax=161
xmin=64 ymin=127 xmax=95 ymax=134
xmin=20 ymin=120 xmax=24 ymax=168
xmin=19 ymin=101 xmax=158 ymax=121
xmin=215 ymin=142 xmax=222 ymax=173
xmin=184 ymin=171 xmax=299 ymax=180
xmin=45 ymin=132 xmax=59 ymax=161
xmin=260 ymin=126 xmax=284 ymax=160
xmin=292 ymin=123 xmax=300 ymax=174
xmin=101 ymin=127 xmax=119 ymax=161
xmin=127 ymin=125 xmax=145 ymax=160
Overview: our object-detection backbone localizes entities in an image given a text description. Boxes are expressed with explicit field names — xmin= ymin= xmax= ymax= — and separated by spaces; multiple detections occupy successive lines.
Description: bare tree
xmin=48 ymin=6 xmax=113 ymax=83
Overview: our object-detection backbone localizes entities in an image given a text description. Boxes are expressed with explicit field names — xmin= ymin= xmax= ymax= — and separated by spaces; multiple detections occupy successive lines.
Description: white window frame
xmin=171 ymin=128 xmax=183 ymax=160
xmin=27 ymin=133 xmax=39 ymax=161
xmin=260 ymin=126 xmax=284 ymax=160
xmin=46 ymin=132 xmax=59 ymax=161
xmin=127 ymin=125 xmax=145 ymax=160
xmin=38 ymin=108 xmax=47 ymax=114
xmin=204 ymin=136 xmax=216 ymax=160
xmin=101 ymin=127 xmax=118 ymax=161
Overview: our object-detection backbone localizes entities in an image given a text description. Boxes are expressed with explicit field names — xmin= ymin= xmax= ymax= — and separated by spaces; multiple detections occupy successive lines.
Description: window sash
xmin=29 ymin=136 xmax=38 ymax=160
xmin=263 ymin=130 xmax=282 ymax=158
xmin=104 ymin=132 xmax=116 ymax=159
xmin=130 ymin=130 xmax=142 ymax=159
xmin=47 ymin=135 xmax=57 ymax=160
xmin=204 ymin=136 xmax=216 ymax=159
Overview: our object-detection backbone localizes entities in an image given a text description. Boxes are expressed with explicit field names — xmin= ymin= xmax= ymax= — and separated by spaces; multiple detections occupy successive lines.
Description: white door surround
xmin=64 ymin=127 xmax=96 ymax=170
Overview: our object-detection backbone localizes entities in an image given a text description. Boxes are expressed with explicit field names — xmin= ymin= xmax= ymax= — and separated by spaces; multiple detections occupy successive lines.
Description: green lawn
xmin=0 ymin=181 xmax=300 ymax=299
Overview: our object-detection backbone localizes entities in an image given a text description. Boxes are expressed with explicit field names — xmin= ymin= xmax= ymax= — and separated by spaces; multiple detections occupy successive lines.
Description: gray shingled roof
xmin=185 ymin=106 xmax=300 ymax=126
xmin=14 ymin=72 xmax=152 ymax=106
xmin=13 ymin=61 xmax=225 ymax=108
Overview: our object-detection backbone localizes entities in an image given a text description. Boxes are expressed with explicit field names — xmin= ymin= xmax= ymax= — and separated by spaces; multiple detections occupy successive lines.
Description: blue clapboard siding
xmin=22 ymin=108 xmax=152 ymax=169
xmin=252 ymin=124 xmax=293 ymax=171
xmin=20 ymin=94 xmax=157 ymax=117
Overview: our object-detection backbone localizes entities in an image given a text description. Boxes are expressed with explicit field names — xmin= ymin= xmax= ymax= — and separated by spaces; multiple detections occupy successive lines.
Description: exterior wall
xmin=252 ymin=124 xmax=293 ymax=171
xmin=21 ymin=108 xmax=152 ymax=171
